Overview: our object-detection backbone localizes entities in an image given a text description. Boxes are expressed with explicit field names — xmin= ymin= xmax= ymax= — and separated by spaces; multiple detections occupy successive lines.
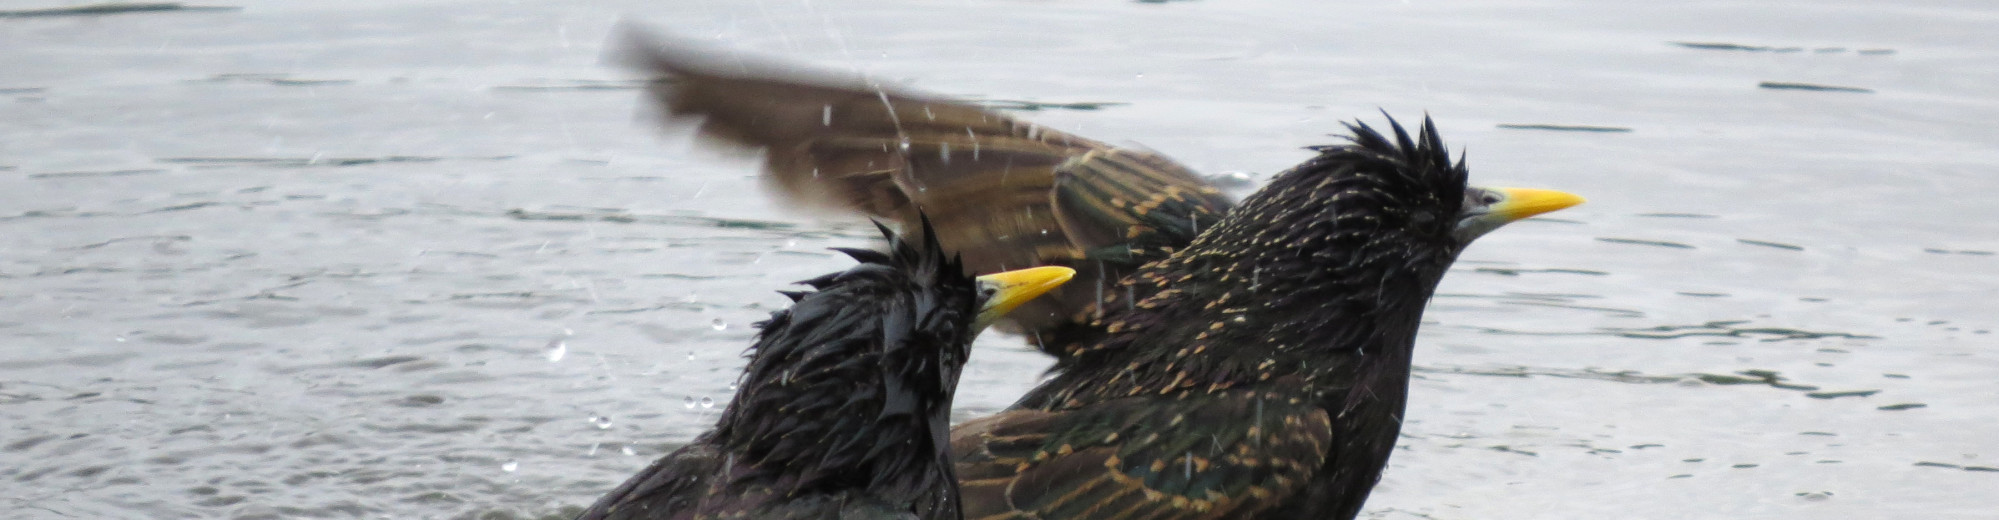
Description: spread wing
xmin=950 ymin=385 xmax=1332 ymax=519
xmin=615 ymin=27 xmax=1233 ymax=361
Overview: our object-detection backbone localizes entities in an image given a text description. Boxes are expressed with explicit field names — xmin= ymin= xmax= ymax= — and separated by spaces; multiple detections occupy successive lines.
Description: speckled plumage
xmin=952 ymin=118 xmax=1474 ymax=520
xmin=574 ymin=221 xmax=977 ymax=520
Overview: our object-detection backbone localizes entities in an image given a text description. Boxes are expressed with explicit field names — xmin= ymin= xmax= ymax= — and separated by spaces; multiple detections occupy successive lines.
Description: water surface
xmin=3 ymin=0 xmax=1995 ymax=518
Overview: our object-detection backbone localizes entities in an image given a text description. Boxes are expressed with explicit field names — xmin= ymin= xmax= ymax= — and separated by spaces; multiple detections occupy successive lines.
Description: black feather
xmin=575 ymin=215 xmax=978 ymax=520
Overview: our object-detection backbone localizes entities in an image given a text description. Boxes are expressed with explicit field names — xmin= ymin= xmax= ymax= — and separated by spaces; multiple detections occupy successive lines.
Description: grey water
xmin=3 ymin=0 xmax=1994 ymax=518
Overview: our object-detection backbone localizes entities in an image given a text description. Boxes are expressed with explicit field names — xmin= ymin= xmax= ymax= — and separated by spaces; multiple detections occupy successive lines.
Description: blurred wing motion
xmin=951 ymin=377 xmax=1334 ymax=518
xmin=615 ymin=26 xmax=1234 ymax=361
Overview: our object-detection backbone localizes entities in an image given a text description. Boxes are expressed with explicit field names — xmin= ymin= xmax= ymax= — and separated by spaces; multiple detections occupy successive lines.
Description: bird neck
xmin=710 ymin=299 xmax=966 ymax=511
xmin=1023 ymin=225 xmax=1454 ymax=408
xmin=714 ymin=356 xmax=961 ymax=507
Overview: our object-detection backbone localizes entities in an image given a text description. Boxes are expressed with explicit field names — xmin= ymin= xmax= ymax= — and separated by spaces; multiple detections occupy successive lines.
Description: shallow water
xmin=3 ymin=0 xmax=1995 ymax=518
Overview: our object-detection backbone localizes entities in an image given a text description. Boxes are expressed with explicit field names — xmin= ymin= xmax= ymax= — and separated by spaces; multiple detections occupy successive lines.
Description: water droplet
xmin=587 ymin=442 xmax=599 ymax=456
xmin=699 ymin=397 xmax=715 ymax=409
xmin=589 ymin=415 xmax=613 ymax=429
xmin=1135 ymin=72 xmax=1146 ymax=79
xmin=683 ymin=396 xmax=697 ymax=409
xmin=621 ymin=445 xmax=636 ymax=456
xmin=501 ymin=460 xmax=519 ymax=472
xmin=544 ymin=339 xmax=567 ymax=362
xmin=114 ymin=336 xmax=127 ymax=343
xmin=682 ymin=294 xmax=698 ymax=303
xmin=686 ymin=351 xmax=695 ymax=361
xmin=710 ymin=319 xmax=727 ymax=331
xmin=727 ymin=381 xmax=739 ymax=392
xmin=545 ymin=328 xmax=573 ymax=362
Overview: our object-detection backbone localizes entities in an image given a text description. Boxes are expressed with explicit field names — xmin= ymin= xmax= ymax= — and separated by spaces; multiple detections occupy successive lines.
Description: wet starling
xmin=573 ymin=220 xmax=1074 ymax=520
xmin=950 ymin=121 xmax=1581 ymax=519
xmin=616 ymin=27 xmax=1584 ymax=519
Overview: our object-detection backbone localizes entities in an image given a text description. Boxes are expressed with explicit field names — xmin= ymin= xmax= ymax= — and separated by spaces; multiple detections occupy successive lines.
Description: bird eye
xmin=1480 ymin=192 xmax=1503 ymax=205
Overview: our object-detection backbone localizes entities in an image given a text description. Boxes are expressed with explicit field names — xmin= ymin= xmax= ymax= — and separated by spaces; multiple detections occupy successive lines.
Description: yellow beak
xmin=1456 ymin=186 xmax=1585 ymax=242
xmin=973 ymin=266 xmax=1076 ymax=330
xmin=1488 ymin=187 xmax=1587 ymax=223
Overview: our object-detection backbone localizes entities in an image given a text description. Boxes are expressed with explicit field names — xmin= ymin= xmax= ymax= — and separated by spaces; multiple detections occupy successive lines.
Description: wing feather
xmin=617 ymin=26 xmax=1232 ymax=359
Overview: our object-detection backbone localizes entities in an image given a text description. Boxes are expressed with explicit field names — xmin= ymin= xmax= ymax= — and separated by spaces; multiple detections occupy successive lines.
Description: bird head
xmin=1235 ymin=116 xmax=1584 ymax=280
xmin=1132 ymin=115 xmax=1585 ymax=353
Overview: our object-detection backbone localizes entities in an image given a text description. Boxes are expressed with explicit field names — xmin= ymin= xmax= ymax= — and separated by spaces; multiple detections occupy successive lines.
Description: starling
xmin=950 ymin=121 xmax=1581 ymax=519
xmin=574 ymin=220 xmax=1074 ymax=520
xmin=616 ymin=27 xmax=1584 ymax=519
